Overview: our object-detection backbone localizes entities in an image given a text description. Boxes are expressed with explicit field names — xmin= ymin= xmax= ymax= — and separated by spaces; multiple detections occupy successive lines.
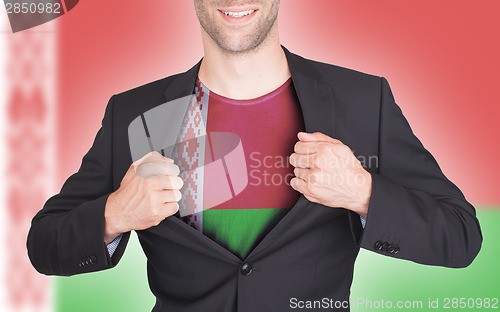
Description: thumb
xmin=128 ymin=151 xmax=164 ymax=178
xmin=133 ymin=151 xmax=173 ymax=167
xmin=133 ymin=151 xmax=160 ymax=166
xmin=297 ymin=132 xmax=340 ymax=144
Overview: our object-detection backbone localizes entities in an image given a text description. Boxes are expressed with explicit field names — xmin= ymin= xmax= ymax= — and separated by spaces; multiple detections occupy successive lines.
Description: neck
xmin=198 ymin=27 xmax=291 ymax=100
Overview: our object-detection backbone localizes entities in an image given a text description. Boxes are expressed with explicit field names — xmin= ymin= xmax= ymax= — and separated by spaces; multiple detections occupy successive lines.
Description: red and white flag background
xmin=1 ymin=1 xmax=499 ymax=311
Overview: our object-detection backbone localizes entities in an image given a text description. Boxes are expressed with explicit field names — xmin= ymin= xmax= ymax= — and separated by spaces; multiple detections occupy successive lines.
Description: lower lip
xmin=218 ymin=10 xmax=258 ymax=24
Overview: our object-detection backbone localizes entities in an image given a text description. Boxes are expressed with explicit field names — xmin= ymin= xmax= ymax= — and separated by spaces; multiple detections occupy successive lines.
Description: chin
xmin=219 ymin=36 xmax=261 ymax=54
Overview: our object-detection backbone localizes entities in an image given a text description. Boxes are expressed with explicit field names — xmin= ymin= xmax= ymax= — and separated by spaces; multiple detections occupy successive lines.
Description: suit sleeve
xmin=26 ymin=95 xmax=131 ymax=276
xmin=356 ymin=77 xmax=482 ymax=268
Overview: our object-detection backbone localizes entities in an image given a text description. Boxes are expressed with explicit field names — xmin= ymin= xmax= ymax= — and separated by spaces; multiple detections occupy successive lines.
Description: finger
xmin=133 ymin=151 xmax=162 ymax=166
xmin=294 ymin=141 xmax=335 ymax=155
xmin=290 ymin=177 xmax=311 ymax=196
xmin=293 ymin=167 xmax=310 ymax=181
xmin=162 ymin=202 xmax=180 ymax=217
xmin=160 ymin=176 xmax=184 ymax=190
xmin=294 ymin=141 xmax=315 ymax=154
xmin=136 ymin=161 xmax=180 ymax=178
xmin=290 ymin=176 xmax=305 ymax=192
xmin=142 ymin=155 xmax=175 ymax=165
xmin=134 ymin=151 xmax=175 ymax=167
xmin=136 ymin=162 xmax=178 ymax=178
xmin=290 ymin=177 xmax=317 ymax=200
xmin=297 ymin=132 xmax=342 ymax=144
xmin=158 ymin=190 xmax=182 ymax=203
xmin=164 ymin=158 xmax=174 ymax=164
xmin=294 ymin=167 xmax=325 ymax=186
xmin=289 ymin=153 xmax=315 ymax=168
xmin=149 ymin=175 xmax=184 ymax=191
xmin=124 ymin=152 xmax=158 ymax=184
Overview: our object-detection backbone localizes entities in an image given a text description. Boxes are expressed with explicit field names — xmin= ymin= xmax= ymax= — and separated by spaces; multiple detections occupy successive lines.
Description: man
xmin=27 ymin=0 xmax=482 ymax=311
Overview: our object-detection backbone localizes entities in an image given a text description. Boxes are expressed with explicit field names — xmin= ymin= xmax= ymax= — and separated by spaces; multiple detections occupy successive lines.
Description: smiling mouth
xmin=219 ymin=9 xmax=257 ymax=18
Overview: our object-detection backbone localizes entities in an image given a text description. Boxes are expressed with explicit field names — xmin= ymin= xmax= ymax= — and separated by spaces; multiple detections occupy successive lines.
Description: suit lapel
xmin=245 ymin=47 xmax=337 ymax=257
xmin=283 ymin=46 xmax=336 ymax=137
xmin=158 ymin=47 xmax=337 ymax=261
xmin=163 ymin=60 xmax=201 ymax=102
xmin=157 ymin=59 xmax=245 ymax=261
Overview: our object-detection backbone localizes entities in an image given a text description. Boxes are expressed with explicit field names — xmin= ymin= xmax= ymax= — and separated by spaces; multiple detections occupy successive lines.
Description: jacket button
xmin=393 ymin=245 xmax=400 ymax=254
xmin=240 ymin=263 xmax=253 ymax=276
xmin=374 ymin=241 xmax=383 ymax=250
xmin=89 ymin=256 xmax=97 ymax=265
xmin=387 ymin=244 xmax=394 ymax=254
xmin=79 ymin=259 xmax=87 ymax=267
xmin=381 ymin=242 xmax=388 ymax=252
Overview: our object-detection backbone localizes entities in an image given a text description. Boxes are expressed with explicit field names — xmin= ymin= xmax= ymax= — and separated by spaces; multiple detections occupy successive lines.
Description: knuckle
xmin=141 ymin=178 xmax=156 ymax=189
xmin=174 ymin=176 xmax=184 ymax=189
xmin=160 ymin=191 xmax=171 ymax=203
xmin=145 ymin=192 xmax=154 ymax=204
xmin=166 ymin=163 xmax=180 ymax=176
xmin=340 ymin=145 xmax=352 ymax=155
xmin=173 ymin=163 xmax=181 ymax=173
xmin=149 ymin=151 xmax=162 ymax=160
xmin=154 ymin=179 xmax=166 ymax=190
xmin=136 ymin=164 xmax=151 ymax=178
xmin=137 ymin=162 xmax=151 ymax=171
xmin=310 ymin=168 xmax=322 ymax=178
xmin=317 ymin=144 xmax=329 ymax=154
xmin=173 ymin=190 xmax=182 ymax=202
xmin=297 ymin=156 xmax=306 ymax=168
xmin=293 ymin=142 xmax=301 ymax=153
xmin=312 ymin=156 xmax=321 ymax=168
xmin=152 ymin=193 xmax=164 ymax=205
xmin=331 ymin=137 xmax=343 ymax=145
xmin=163 ymin=177 xmax=173 ymax=189
xmin=166 ymin=202 xmax=179 ymax=215
xmin=165 ymin=176 xmax=179 ymax=190
xmin=308 ymin=171 xmax=318 ymax=184
xmin=306 ymin=182 xmax=317 ymax=197
xmin=152 ymin=217 xmax=162 ymax=226
xmin=150 ymin=203 xmax=161 ymax=216
xmin=322 ymin=144 xmax=336 ymax=157
xmin=305 ymin=194 xmax=318 ymax=204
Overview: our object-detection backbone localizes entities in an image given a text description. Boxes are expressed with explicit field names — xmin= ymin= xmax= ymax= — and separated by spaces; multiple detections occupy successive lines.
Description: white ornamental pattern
xmin=171 ymin=79 xmax=209 ymax=231
xmin=1 ymin=17 xmax=56 ymax=312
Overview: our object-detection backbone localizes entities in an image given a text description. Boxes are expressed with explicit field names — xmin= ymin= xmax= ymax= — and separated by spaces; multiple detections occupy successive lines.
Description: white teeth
xmin=222 ymin=10 xmax=255 ymax=18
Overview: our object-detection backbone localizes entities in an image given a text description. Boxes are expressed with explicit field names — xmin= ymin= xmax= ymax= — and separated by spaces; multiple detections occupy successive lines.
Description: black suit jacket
xmin=27 ymin=46 xmax=482 ymax=311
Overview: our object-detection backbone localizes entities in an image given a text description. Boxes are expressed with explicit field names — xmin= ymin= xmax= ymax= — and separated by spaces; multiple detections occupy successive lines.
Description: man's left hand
xmin=289 ymin=132 xmax=372 ymax=219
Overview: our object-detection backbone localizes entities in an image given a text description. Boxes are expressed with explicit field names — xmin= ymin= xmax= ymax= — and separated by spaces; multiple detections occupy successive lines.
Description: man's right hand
xmin=104 ymin=151 xmax=183 ymax=244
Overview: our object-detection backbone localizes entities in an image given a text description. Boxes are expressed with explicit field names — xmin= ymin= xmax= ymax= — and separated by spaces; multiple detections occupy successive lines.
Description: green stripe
xmin=56 ymin=208 xmax=500 ymax=312
xmin=202 ymin=208 xmax=290 ymax=259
